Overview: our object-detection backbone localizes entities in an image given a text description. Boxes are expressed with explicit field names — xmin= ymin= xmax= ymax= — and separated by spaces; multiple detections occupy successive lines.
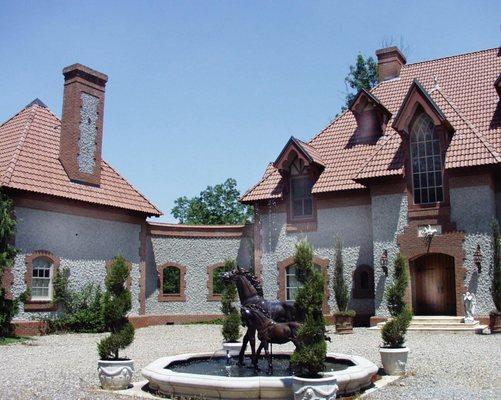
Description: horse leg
xmin=268 ymin=343 xmax=273 ymax=374
xmin=254 ymin=342 xmax=264 ymax=371
xmin=238 ymin=329 xmax=250 ymax=366
xmin=248 ymin=327 xmax=256 ymax=364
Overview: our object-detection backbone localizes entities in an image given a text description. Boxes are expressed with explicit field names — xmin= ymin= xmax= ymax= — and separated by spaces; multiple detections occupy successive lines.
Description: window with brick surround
xmin=290 ymin=158 xmax=314 ymax=219
xmin=157 ymin=263 xmax=186 ymax=302
xmin=162 ymin=266 xmax=181 ymax=295
xmin=24 ymin=251 xmax=60 ymax=311
xmin=285 ymin=263 xmax=322 ymax=301
xmin=410 ymin=112 xmax=444 ymax=204
xmin=352 ymin=264 xmax=374 ymax=299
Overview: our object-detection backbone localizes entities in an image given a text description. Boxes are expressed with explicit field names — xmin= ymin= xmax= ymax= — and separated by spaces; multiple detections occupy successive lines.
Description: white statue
xmin=463 ymin=292 xmax=476 ymax=323
xmin=422 ymin=225 xmax=438 ymax=239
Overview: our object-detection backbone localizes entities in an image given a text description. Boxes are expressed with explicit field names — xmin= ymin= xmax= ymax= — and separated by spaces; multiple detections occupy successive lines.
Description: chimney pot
xmin=59 ymin=64 xmax=107 ymax=186
xmin=376 ymin=46 xmax=406 ymax=82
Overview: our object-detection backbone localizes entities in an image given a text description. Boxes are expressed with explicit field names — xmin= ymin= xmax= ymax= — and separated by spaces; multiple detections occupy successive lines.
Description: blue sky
xmin=0 ymin=1 xmax=499 ymax=221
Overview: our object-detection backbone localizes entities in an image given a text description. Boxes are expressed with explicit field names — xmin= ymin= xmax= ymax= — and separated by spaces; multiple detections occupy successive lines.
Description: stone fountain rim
xmin=142 ymin=351 xmax=378 ymax=396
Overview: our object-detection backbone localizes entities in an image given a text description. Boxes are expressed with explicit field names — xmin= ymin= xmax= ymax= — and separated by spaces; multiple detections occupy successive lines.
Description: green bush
xmin=0 ymin=190 xmax=19 ymax=338
xmin=97 ymin=255 xmax=135 ymax=360
xmin=221 ymin=259 xmax=240 ymax=342
xmin=332 ymin=237 xmax=355 ymax=318
xmin=491 ymin=220 xmax=501 ymax=314
xmin=381 ymin=253 xmax=412 ymax=348
xmin=290 ymin=240 xmax=327 ymax=378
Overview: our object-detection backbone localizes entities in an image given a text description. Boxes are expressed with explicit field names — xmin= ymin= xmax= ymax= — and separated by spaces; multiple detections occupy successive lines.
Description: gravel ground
xmin=0 ymin=325 xmax=499 ymax=400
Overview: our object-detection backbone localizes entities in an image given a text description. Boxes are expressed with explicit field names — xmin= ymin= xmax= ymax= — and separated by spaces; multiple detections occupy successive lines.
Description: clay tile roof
xmin=0 ymin=102 xmax=162 ymax=216
xmin=243 ymin=47 xmax=501 ymax=202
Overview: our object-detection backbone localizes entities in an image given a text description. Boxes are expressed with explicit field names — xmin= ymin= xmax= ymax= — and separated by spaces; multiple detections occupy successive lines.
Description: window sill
xmin=207 ymin=294 xmax=222 ymax=302
xmin=24 ymin=301 xmax=58 ymax=312
xmin=157 ymin=293 xmax=186 ymax=302
xmin=286 ymin=221 xmax=317 ymax=233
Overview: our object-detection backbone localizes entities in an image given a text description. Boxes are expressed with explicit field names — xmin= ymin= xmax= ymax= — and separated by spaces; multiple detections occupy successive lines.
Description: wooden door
xmin=412 ymin=254 xmax=455 ymax=315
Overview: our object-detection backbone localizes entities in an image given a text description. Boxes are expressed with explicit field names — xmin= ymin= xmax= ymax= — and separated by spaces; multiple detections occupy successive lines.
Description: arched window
xmin=157 ymin=263 xmax=186 ymax=302
xmin=352 ymin=265 xmax=374 ymax=299
xmin=410 ymin=113 xmax=443 ymax=204
xmin=290 ymin=158 xmax=313 ymax=219
xmin=207 ymin=263 xmax=229 ymax=301
xmin=212 ymin=266 xmax=226 ymax=296
xmin=31 ymin=257 xmax=54 ymax=301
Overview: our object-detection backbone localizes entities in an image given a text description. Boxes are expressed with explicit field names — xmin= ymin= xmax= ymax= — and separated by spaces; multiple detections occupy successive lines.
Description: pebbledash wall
xmin=12 ymin=207 xmax=142 ymax=319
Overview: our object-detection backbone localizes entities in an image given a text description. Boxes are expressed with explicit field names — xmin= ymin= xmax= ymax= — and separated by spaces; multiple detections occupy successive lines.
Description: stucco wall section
xmin=11 ymin=207 xmax=141 ymax=320
xmin=451 ymin=185 xmax=496 ymax=315
xmin=78 ymin=92 xmax=99 ymax=174
xmin=146 ymin=236 xmax=250 ymax=315
xmin=258 ymin=203 xmax=374 ymax=315
xmin=371 ymin=193 xmax=408 ymax=316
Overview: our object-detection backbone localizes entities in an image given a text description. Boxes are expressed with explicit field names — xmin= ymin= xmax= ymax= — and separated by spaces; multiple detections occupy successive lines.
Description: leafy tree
xmin=98 ymin=255 xmax=135 ymax=360
xmin=381 ymin=253 xmax=412 ymax=348
xmin=491 ymin=220 xmax=501 ymax=314
xmin=290 ymin=241 xmax=327 ymax=378
xmin=343 ymin=54 xmax=378 ymax=110
xmin=333 ymin=237 xmax=349 ymax=313
xmin=220 ymin=259 xmax=240 ymax=342
xmin=0 ymin=190 xmax=19 ymax=338
xmin=171 ymin=178 xmax=253 ymax=225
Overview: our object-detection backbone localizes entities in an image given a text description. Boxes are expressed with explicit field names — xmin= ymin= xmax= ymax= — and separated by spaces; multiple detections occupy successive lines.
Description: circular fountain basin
xmin=142 ymin=351 xmax=378 ymax=399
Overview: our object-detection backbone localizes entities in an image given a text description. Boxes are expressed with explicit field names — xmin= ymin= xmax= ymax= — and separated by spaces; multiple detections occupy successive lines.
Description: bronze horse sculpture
xmin=221 ymin=266 xmax=295 ymax=366
xmin=241 ymin=304 xmax=301 ymax=373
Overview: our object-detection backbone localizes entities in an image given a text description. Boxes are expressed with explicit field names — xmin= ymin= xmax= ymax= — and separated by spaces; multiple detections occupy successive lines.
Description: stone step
xmin=409 ymin=322 xmax=478 ymax=329
xmin=411 ymin=316 xmax=464 ymax=324
xmin=407 ymin=325 xmax=487 ymax=333
xmin=369 ymin=316 xmax=488 ymax=333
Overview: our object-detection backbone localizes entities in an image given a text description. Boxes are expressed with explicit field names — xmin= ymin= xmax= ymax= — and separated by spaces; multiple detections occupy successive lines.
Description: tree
xmin=97 ymin=255 xmax=135 ymax=360
xmin=0 ymin=190 xmax=19 ymax=338
xmin=171 ymin=178 xmax=253 ymax=225
xmin=491 ymin=220 xmax=501 ymax=314
xmin=381 ymin=253 xmax=412 ymax=348
xmin=221 ymin=259 xmax=240 ymax=343
xmin=333 ymin=237 xmax=349 ymax=313
xmin=290 ymin=240 xmax=327 ymax=378
xmin=343 ymin=54 xmax=378 ymax=110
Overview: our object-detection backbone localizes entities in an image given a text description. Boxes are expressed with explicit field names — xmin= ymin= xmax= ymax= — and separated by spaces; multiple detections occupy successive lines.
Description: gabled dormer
xmin=495 ymin=73 xmax=501 ymax=98
xmin=349 ymin=88 xmax=391 ymax=143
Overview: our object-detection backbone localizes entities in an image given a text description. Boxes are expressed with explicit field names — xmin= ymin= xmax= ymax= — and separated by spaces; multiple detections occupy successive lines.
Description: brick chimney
xmin=59 ymin=64 xmax=108 ymax=186
xmin=375 ymin=46 xmax=406 ymax=82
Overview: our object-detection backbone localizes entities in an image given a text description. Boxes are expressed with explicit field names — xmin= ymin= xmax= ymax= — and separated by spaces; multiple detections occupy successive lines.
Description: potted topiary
xmin=291 ymin=241 xmax=337 ymax=400
xmin=332 ymin=237 xmax=356 ymax=334
xmin=490 ymin=221 xmax=501 ymax=334
xmin=220 ymin=259 xmax=242 ymax=357
xmin=380 ymin=253 xmax=412 ymax=375
xmin=97 ymin=255 xmax=135 ymax=390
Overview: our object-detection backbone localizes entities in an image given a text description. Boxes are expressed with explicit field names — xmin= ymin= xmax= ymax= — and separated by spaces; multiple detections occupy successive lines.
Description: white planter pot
xmin=292 ymin=375 xmax=338 ymax=400
xmin=222 ymin=341 xmax=242 ymax=356
xmin=97 ymin=359 xmax=134 ymax=390
xmin=380 ymin=347 xmax=409 ymax=375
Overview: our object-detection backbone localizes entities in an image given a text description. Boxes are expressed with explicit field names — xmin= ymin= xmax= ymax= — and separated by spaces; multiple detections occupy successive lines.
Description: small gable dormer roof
xmin=274 ymin=136 xmax=325 ymax=172
xmin=495 ymin=73 xmax=501 ymax=97
xmin=349 ymin=88 xmax=392 ymax=121
xmin=392 ymin=79 xmax=448 ymax=134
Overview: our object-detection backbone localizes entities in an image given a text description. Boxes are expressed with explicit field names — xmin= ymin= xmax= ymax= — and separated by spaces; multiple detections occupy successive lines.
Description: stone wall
xmin=145 ymin=232 xmax=252 ymax=315
xmin=257 ymin=202 xmax=374 ymax=316
xmin=12 ymin=207 xmax=142 ymax=319
xmin=450 ymin=184 xmax=496 ymax=315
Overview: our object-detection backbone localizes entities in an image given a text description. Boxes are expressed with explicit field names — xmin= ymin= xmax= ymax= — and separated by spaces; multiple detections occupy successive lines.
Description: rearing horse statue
xmin=221 ymin=266 xmax=295 ymax=366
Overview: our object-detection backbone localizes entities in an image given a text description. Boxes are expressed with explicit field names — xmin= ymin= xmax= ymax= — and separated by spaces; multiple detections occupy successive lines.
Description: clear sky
xmin=1 ymin=1 xmax=499 ymax=221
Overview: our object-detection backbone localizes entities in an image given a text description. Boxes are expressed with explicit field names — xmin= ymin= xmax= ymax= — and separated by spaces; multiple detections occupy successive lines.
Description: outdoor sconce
xmin=380 ymin=249 xmax=389 ymax=277
xmin=473 ymin=245 xmax=482 ymax=273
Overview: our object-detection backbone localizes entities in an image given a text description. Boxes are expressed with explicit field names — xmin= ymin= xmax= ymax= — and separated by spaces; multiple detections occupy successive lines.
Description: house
xmin=241 ymin=46 xmax=501 ymax=325
xmin=1 ymin=46 xmax=500 ymax=333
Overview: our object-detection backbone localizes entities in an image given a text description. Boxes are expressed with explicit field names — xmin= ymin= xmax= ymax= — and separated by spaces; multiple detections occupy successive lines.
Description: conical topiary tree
xmin=221 ymin=259 xmax=240 ymax=343
xmin=290 ymin=240 xmax=327 ymax=378
xmin=98 ymin=255 xmax=135 ymax=360
xmin=491 ymin=220 xmax=501 ymax=314
xmin=381 ymin=253 xmax=412 ymax=348
xmin=0 ymin=190 xmax=19 ymax=338
xmin=333 ymin=237 xmax=349 ymax=313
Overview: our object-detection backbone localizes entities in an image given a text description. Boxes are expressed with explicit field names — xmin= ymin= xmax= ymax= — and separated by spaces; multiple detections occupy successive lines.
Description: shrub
xmin=491 ymin=220 xmax=501 ymax=315
xmin=0 ymin=190 xmax=19 ymax=338
xmin=381 ymin=253 xmax=412 ymax=348
xmin=97 ymin=255 xmax=134 ymax=360
xmin=221 ymin=259 xmax=240 ymax=342
xmin=290 ymin=240 xmax=327 ymax=378
xmin=332 ymin=237 xmax=355 ymax=319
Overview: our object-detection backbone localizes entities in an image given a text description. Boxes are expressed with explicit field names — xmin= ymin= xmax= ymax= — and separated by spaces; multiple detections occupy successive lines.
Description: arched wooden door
xmin=411 ymin=253 xmax=456 ymax=315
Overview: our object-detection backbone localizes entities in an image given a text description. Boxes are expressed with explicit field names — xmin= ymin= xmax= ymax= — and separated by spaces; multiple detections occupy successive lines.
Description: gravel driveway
xmin=0 ymin=325 xmax=499 ymax=400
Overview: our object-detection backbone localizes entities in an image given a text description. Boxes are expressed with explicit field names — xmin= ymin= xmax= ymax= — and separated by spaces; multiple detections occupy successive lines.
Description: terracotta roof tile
xmin=243 ymin=47 xmax=501 ymax=202
xmin=0 ymin=104 xmax=161 ymax=216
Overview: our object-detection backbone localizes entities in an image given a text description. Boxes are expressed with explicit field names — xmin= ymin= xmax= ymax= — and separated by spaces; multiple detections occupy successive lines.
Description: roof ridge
xmin=405 ymin=47 xmax=499 ymax=67
xmin=434 ymin=89 xmax=501 ymax=162
xmin=102 ymin=160 xmax=162 ymax=216
xmin=1 ymin=106 xmax=38 ymax=186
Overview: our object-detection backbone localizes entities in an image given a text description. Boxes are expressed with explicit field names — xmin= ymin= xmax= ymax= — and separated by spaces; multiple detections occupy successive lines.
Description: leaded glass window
xmin=290 ymin=158 xmax=313 ymax=219
xmin=31 ymin=257 xmax=53 ymax=300
xmin=410 ymin=113 xmax=444 ymax=204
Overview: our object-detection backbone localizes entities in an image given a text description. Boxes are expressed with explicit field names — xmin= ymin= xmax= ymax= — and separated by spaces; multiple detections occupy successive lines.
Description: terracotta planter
xmin=489 ymin=313 xmax=501 ymax=334
xmin=379 ymin=347 xmax=409 ymax=375
xmin=292 ymin=375 xmax=338 ymax=400
xmin=334 ymin=314 xmax=354 ymax=334
xmin=98 ymin=359 xmax=134 ymax=390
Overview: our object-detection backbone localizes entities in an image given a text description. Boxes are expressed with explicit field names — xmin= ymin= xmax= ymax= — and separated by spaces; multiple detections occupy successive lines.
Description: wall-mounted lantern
xmin=380 ymin=249 xmax=389 ymax=277
xmin=473 ymin=245 xmax=482 ymax=273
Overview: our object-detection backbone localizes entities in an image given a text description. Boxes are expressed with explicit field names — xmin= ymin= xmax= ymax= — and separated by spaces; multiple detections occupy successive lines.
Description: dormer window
xmin=290 ymin=158 xmax=313 ymax=219
xmin=410 ymin=112 xmax=444 ymax=204
xmin=349 ymin=89 xmax=391 ymax=144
